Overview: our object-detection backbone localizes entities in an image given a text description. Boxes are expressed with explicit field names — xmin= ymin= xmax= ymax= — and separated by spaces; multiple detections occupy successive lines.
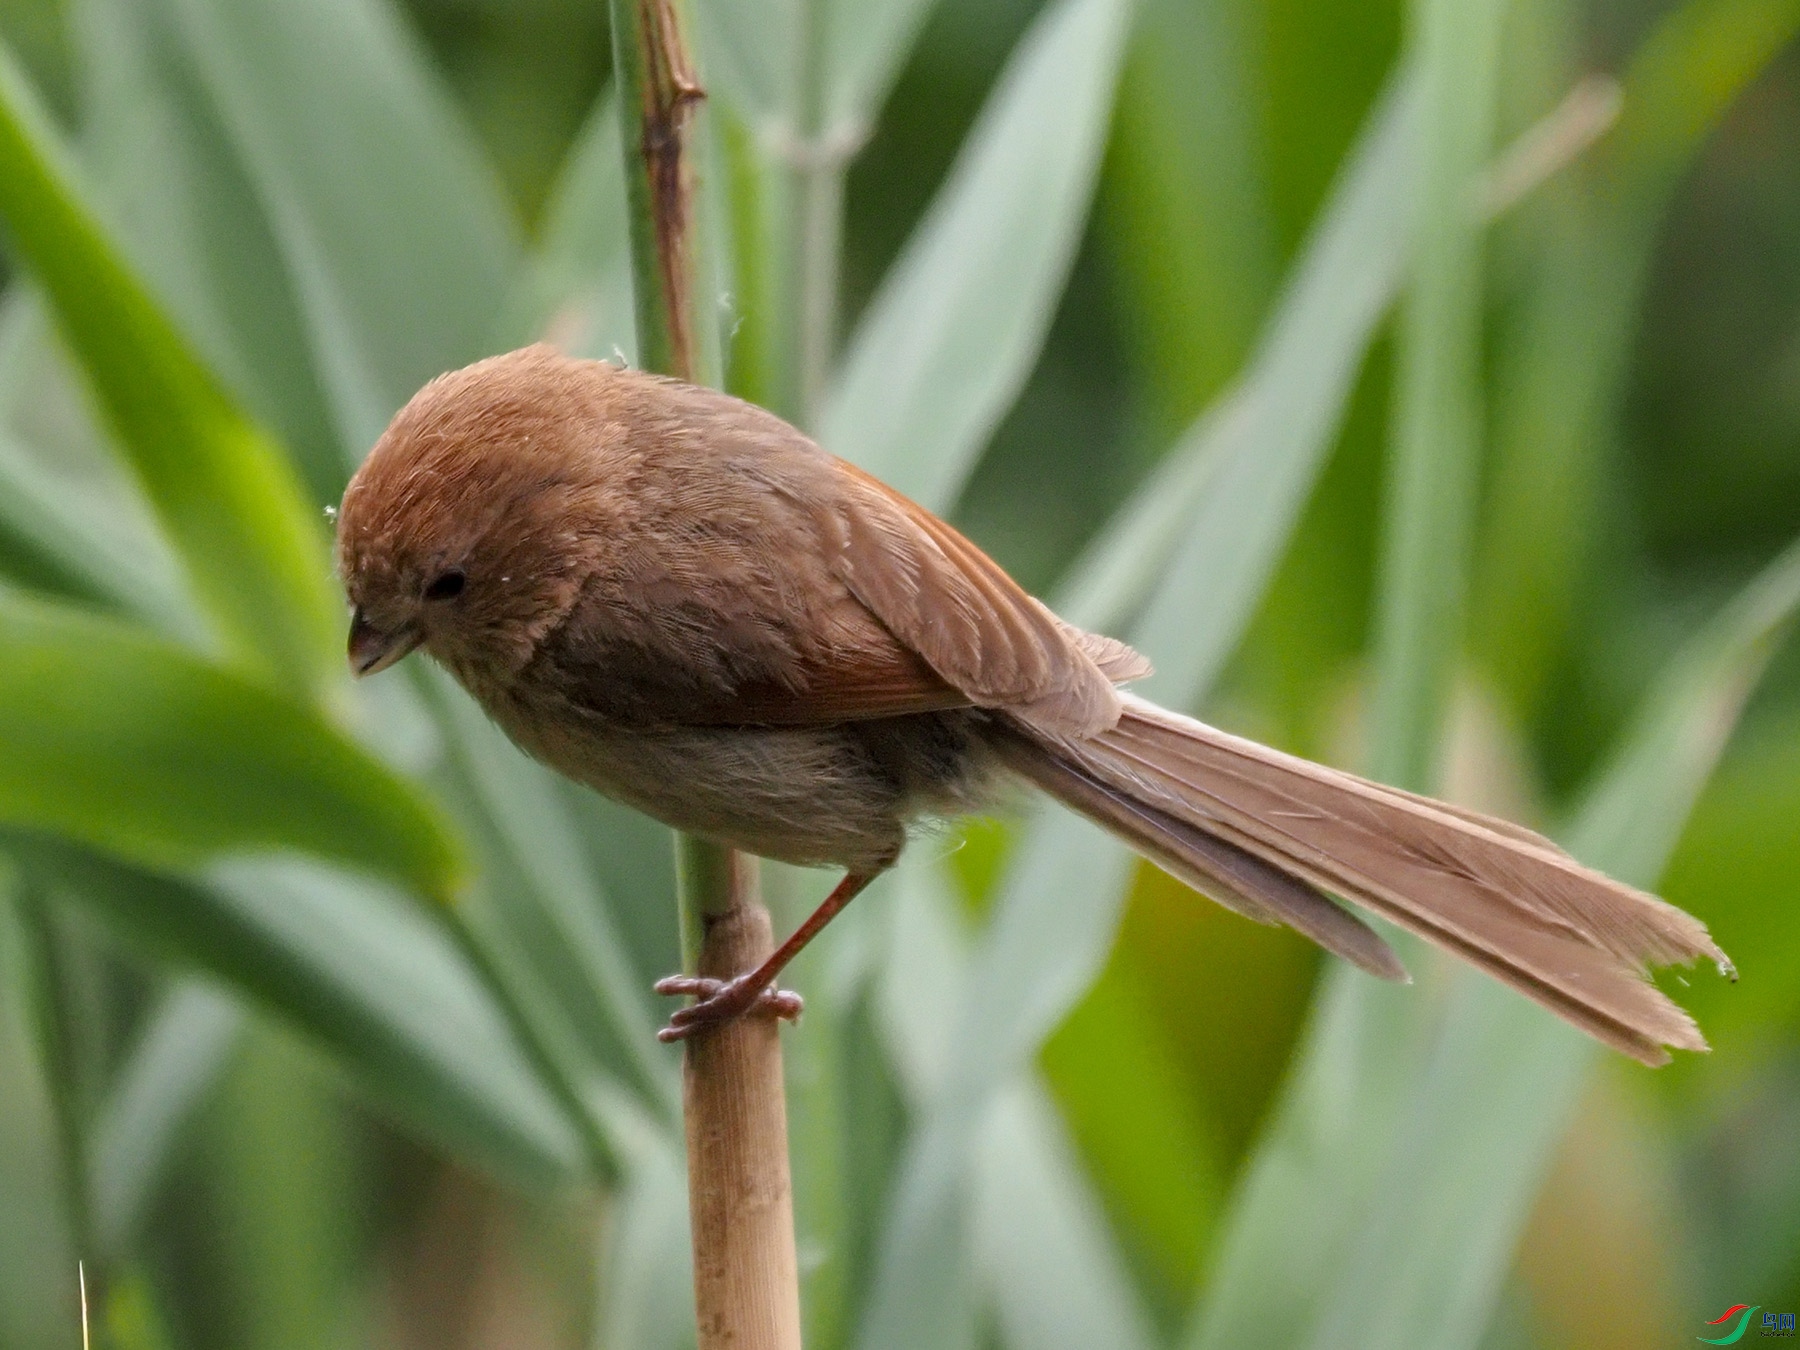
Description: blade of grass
xmin=0 ymin=422 xmax=197 ymax=632
xmin=861 ymin=857 xmax=1159 ymax=1350
xmin=693 ymin=0 xmax=936 ymax=147
xmin=495 ymin=87 xmax=637 ymax=363
xmin=429 ymin=670 xmax=675 ymax=1113
xmin=1191 ymin=6 xmax=1800 ymax=1345
xmin=0 ymin=40 xmax=340 ymax=698
xmin=1279 ymin=535 xmax=1800 ymax=1350
xmin=164 ymin=0 xmax=522 ymax=456
xmin=820 ymin=0 xmax=1131 ymax=512
xmin=861 ymin=861 xmax=983 ymax=1350
xmin=1473 ymin=0 xmax=1800 ymax=721
xmin=1366 ymin=0 xmax=1507 ymax=793
xmin=972 ymin=1080 xmax=1159 ymax=1350
xmin=73 ymin=0 xmax=346 ymax=503
xmin=699 ymin=0 xmax=936 ymax=428
xmin=25 ymin=841 xmax=588 ymax=1191
xmin=12 ymin=894 xmax=100 ymax=1271
xmin=1056 ymin=66 xmax=1420 ymax=661
xmin=1103 ymin=0 xmax=1277 ymax=435
xmin=590 ymin=1104 xmax=696 ymax=1350
xmin=0 ymin=588 xmax=464 ymax=902
xmin=1186 ymin=0 xmax=1513 ymax=1337
xmin=89 ymin=980 xmax=243 ymax=1253
xmin=0 ymin=891 xmax=79 ymax=1349
xmin=0 ymin=295 xmax=204 ymax=638
xmin=860 ymin=69 xmax=1423 ymax=1348
xmin=820 ymin=0 xmax=940 ymax=140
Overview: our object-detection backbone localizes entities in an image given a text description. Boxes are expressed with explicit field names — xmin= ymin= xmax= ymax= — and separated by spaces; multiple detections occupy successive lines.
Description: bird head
xmin=334 ymin=345 xmax=610 ymax=687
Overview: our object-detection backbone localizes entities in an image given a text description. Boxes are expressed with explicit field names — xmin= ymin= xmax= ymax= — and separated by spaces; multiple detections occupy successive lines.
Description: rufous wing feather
xmin=818 ymin=460 xmax=1136 ymax=737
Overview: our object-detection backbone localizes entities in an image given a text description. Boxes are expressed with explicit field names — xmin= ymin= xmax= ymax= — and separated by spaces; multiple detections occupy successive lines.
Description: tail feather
xmin=995 ymin=734 xmax=1408 ymax=982
xmin=996 ymin=695 xmax=1730 ymax=1067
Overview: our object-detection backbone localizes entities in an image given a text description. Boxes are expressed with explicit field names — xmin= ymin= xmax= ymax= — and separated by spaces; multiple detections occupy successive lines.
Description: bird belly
xmin=489 ymin=704 xmax=934 ymax=871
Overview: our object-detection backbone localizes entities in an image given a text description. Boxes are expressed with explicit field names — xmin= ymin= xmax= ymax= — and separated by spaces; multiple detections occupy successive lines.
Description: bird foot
xmin=653 ymin=973 xmax=804 ymax=1042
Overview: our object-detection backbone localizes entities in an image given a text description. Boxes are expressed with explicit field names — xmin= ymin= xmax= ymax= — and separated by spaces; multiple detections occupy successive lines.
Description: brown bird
xmin=335 ymin=345 xmax=1731 ymax=1062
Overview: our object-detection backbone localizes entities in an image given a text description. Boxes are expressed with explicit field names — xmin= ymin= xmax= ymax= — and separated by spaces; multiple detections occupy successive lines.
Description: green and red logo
xmin=1699 ymin=1305 xmax=1759 ymax=1344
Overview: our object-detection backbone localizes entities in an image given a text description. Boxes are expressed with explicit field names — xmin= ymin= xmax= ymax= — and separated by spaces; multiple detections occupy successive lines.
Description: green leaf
xmin=89 ymin=980 xmax=243 ymax=1253
xmin=972 ymin=1081 xmax=1158 ymax=1350
xmin=1056 ymin=67 xmax=1420 ymax=667
xmin=861 ymin=861 xmax=1162 ymax=1350
xmin=427 ymin=668 xmax=674 ymax=1111
xmin=693 ymin=0 xmax=937 ymax=139
xmin=821 ymin=0 xmax=942 ymax=137
xmin=1188 ymin=5 xmax=1800 ymax=1344
xmin=1215 ymin=10 xmax=1515 ymax=1335
xmin=861 ymin=69 xmax=1422 ymax=1346
xmin=0 ymin=41 xmax=341 ymax=697
xmin=590 ymin=1101 xmax=695 ymax=1350
xmin=820 ymin=0 xmax=1132 ymax=513
xmin=689 ymin=0 xmax=799 ymax=130
xmin=0 ymin=589 xmax=464 ymax=901
xmin=0 ymin=892 xmax=78 ymax=1348
xmin=980 ymin=56 xmax=1422 ymax=1140
xmin=163 ymin=0 xmax=523 ymax=454
xmin=494 ymin=88 xmax=636 ymax=363
xmin=1366 ymin=0 xmax=1508 ymax=792
xmin=72 ymin=0 xmax=347 ymax=503
xmin=1188 ymin=534 xmax=1800 ymax=1350
xmin=859 ymin=863 xmax=981 ymax=1350
xmin=0 ymin=294 xmax=204 ymax=637
xmin=1103 ymin=0 xmax=1277 ymax=433
xmin=27 ymin=840 xmax=584 ymax=1192
xmin=1473 ymin=0 xmax=1800 ymax=720
xmin=0 ymin=418 xmax=195 ymax=632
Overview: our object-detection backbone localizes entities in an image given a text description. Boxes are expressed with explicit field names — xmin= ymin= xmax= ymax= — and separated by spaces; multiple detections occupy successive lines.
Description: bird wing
xmin=533 ymin=373 xmax=1148 ymax=732
xmin=794 ymin=458 xmax=1149 ymax=736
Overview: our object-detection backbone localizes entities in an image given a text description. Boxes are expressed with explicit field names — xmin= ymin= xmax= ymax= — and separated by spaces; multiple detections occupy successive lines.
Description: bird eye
xmin=423 ymin=570 xmax=466 ymax=601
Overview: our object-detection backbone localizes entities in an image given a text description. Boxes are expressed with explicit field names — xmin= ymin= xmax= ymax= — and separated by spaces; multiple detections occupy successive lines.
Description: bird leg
xmin=655 ymin=868 xmax=881 ymax=1042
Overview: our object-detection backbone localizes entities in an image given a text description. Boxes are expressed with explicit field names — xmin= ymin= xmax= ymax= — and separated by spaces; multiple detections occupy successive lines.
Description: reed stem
xmin=610 ymin=0 xmax=804 ymax=1344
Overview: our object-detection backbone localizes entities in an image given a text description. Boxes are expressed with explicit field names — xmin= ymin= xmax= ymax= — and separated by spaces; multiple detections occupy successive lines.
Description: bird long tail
xmin=991 ymin=694 xmax=1730 ymax=1066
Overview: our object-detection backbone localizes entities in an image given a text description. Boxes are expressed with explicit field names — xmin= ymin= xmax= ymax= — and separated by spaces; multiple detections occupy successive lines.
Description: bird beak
xmin=347 ymin=608 xmax=422 ymax=677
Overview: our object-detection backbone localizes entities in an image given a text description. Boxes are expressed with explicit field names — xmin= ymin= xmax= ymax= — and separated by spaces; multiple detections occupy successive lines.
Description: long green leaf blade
xmin=973 ymin=1080 xmax=1158 ymax=1350
xmin=0 ymin=42 xmax=339 ymax=696
xmin=1190 ymin=7 xmax=1800 ymax=1344
xmin=820 ymin=0 xmax=1131 ymax=512
xmin=495 ymin=89 xmax=636 ymax=363
xmin=28 ymin=842 xmax=583 ymax=1192
xmin=861 ymin=70 xmax=1422 ymax=1346
xmin=0 ymin=589 xmax=463 ymax=901
xmin=0 ymin=893 xmax=78 ymax=1348
xmin=693 ymin=0 xmax=937 ymax=141
xmin=1367 ymin=0 xmax=1507 ymax=793
xmin=89 ymin=980 xmax=243 ymax=1253
xmin=1235 ymin=536 xmax=1800 ymax=1350
xmin=73 ymin=0 xmax=347 ymax=504
xmin=165 ymin=0 xmax=522 ymax=455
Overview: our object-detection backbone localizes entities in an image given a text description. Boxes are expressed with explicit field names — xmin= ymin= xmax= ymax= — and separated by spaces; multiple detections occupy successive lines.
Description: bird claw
xmin=653 ymin=973 xmax=804 ymax=1042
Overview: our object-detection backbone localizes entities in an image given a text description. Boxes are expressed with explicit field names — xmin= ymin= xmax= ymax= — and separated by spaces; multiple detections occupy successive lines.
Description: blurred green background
xmin=0 ymin=0 xmax=1796 ymax=1347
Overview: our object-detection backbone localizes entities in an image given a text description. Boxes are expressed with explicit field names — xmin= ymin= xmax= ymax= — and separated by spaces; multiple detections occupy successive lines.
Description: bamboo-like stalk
xmin=608 ymin=2 xmax=804 ymax=1347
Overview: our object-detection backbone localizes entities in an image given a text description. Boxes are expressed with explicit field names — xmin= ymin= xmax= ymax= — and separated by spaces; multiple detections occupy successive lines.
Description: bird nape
xmin=335 ymin=345 xmax=1731 ymax=1065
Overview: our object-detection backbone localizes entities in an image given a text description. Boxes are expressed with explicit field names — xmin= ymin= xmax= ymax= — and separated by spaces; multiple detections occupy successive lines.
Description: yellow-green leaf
xmin=0 ymin=589 xmax=463 ymax=902
xmin=0 ymin=43 xmax=339 ymax=699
